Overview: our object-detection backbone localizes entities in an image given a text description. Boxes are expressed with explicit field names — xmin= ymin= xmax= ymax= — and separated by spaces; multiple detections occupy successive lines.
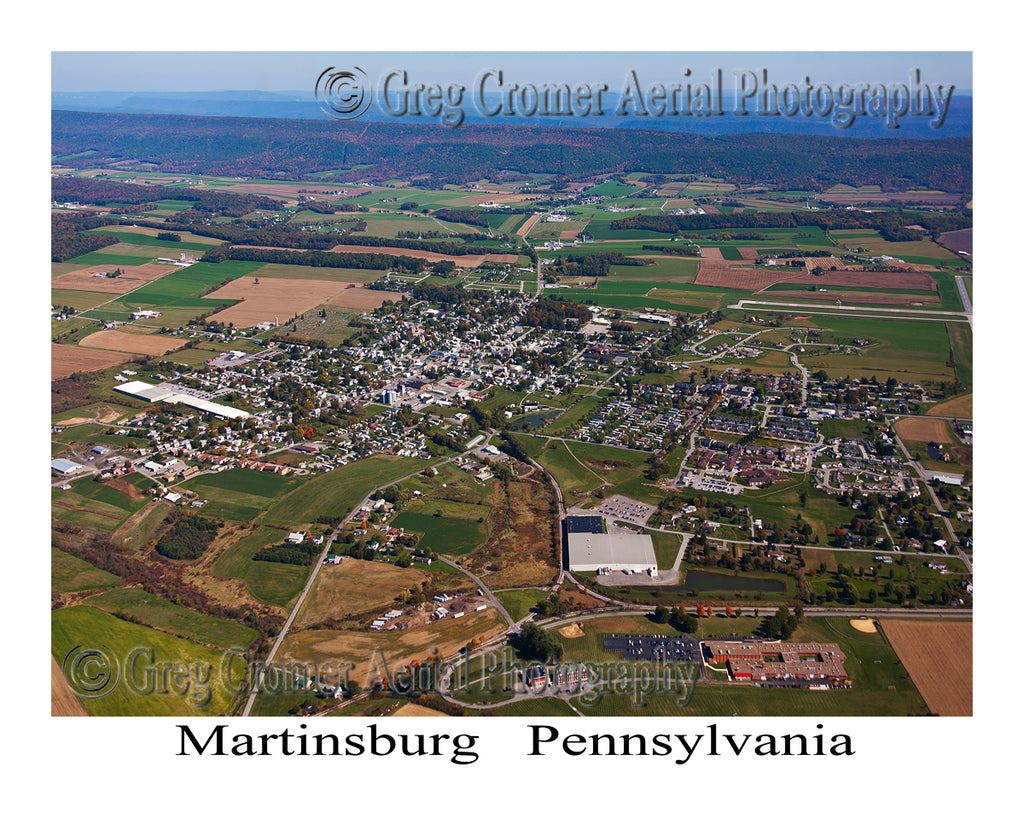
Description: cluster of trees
xmin=612 ymin=209 xmax=971 ymax=243
xmin=762 ymin=604 xmax=803 ymax=639
xmin=521 ymin=296 xmax=591 ymax=330
xmin=651 ymin=604 xmax=699 ymax=633
xmin=202 ymin=245 xmax=428 ymax=273
xmin=254 ymin=538 xmax=321 ymax=565
xmin=154 ymin=512 xmax=222 ymax=561
xmin=51 ymin=175 xmax=281 ymax=217
xmin=549 ymin=251 xmax=646 ymax=278
xmin=643 ymin=243 xmax=700 ymax=257
xmin=514 ymin=622 xmax=563 ymax=663
xmin=51 ymin=213 xmax=119 ymax=261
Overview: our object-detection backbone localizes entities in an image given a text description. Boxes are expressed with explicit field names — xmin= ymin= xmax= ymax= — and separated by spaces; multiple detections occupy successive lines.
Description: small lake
xmin=509 ymin=411 xmax=560 ymax=430
xmin=680 ymin=570 xmax=786 ymax=593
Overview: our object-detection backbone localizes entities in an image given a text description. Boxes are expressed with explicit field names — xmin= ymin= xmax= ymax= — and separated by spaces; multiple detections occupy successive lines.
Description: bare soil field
xmin=737 ymin=246 xmax=759 ymax=260
xmin=926 ymin=393 xmax=973 ymax=419
xmin=894 ymin=416 xmax=956 ymax=444
xmin=51 ymin=343 xmax=139 ymax=380
xmin=329 ymin=244 xmax=519 ymax=268
xmin=277 ymin=607 xmax=507 ymax=683
xmin=78 ymin=329 xmax=189 ymax=356
xmin=324 ymin=289 xmax=407 ymax=310
xmin=938 ymin=228 xmax=972 ymax=255
xmin=558 ymin=623 xmax=585 ymax=638
xmin=203 ymin=276 xmax=397 ymax=327
xmin=697 ymin=261 xmax=939 ymax=294
xmin=51 ymin=263 xmax=173 ymax=294
xmin=880 ymin=619 xmax=972 ymax=716
xmin=696 ymin=260 xmax=797 ymax=291
xmin=52 ymin=655 xmax=89 ymax=716
xmin=849 ymin=618 xmax=877 ymax=633
xmin=295 ymin=560 xmax=432 ymax=628
xmin=700 ymin=247 xmax=724 ymax=260
xmin=517 ymin=213 xmax=543 ymax=237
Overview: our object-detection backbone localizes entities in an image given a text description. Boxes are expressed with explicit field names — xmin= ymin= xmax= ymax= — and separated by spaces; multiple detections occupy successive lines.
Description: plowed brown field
xmin=52 ymin=263 xmax=173 ymax=294
xmin=52 ymin=344 xmax=138 ymax=380
xmin=881 ymin=619 xmax=971 ymax=716
xmin=78 ymin=330 xmax=189 ymax=356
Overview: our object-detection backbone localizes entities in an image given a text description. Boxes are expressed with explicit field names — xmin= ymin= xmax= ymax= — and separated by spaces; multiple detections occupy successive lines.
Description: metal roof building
xmin=51 ymin=458 xmax=82 ymax=475
xmin=115 ymin=380 xmax=250 ymax=420
xmin=567 ymin=532 xmax=657 ymax=573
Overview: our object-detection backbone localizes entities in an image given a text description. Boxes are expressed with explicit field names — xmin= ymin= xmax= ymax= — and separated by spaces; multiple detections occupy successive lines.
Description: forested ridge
xmin=52 ymin=110 xmax=971 ymax=193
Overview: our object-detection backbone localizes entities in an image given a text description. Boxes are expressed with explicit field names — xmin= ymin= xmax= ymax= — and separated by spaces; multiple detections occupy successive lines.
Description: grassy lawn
xmin=52 ymin=606 xmax=241 ymax=716
xmin=494 ymin=588 xmax=549 ymax=621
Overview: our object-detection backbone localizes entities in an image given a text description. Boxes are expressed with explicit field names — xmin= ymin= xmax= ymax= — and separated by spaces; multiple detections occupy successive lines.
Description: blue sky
xmin=51 ymin=52 xmax=971 ymax=94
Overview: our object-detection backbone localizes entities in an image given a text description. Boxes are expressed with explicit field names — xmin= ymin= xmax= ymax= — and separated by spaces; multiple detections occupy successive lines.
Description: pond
xmin=509 ymin=411 xmax=560 ymax=430
xmin=679 ymin=570 xmax=786 ymax=593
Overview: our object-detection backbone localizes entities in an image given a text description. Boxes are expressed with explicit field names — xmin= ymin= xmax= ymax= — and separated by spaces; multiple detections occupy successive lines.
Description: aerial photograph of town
xmin=48 ymin=49 xmax=978 ymax=734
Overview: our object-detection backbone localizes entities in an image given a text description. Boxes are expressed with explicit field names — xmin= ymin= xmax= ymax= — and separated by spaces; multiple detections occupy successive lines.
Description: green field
xmin=211 ymin=525 xmax=311 ymax=609
xmin=262 ymin=456 xmax=440 ymax=527
xmin=51 ymin=547 xmax=120 ymax=593
xmin=85 ymin=587 xmax=259 ymax=649
xmin=51 ymin=479 xmax=149 ymax=530
xmin=52 ymin=606 xmax=241 ymax=716
xmin=180 ymin=469 xmax=303 ymax=521
xmin=390 ymin=501 xmax=490 ymax=557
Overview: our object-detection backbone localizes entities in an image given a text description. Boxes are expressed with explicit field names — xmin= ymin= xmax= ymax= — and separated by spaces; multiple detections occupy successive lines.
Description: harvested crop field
xmin=700 ymin=247 xmax=724 ymax=260
xmin=517 ymin=213 xmax=543 ymax=237
xmin=696 ymin=260 xmax=796 ymax=290
xmin=78 ymin=329 xmax=189 ymax=356
xmin=203 ymin=276 xmax=402 ymax=327
xmin=51 ymin=263 xmax=173 ymax=293
xmin=927 ymin=393 xmax=973 ymax=419
xmin=51 ymin=343 xmax=138 ymax=380
xmin=894 ymin=416 xmax=956 ymax=444
xmin=325 ymin=288 xmax=407 ymax=310
xmin=295 ymin=560 xmax=432 ymax=627
xmin=329 ymin=244 xmax=519 ymax=268
xmin=880 ymin=619 xmax=972 ymax=716
xmin=697 ymin=261 xmax=938 ymax=293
